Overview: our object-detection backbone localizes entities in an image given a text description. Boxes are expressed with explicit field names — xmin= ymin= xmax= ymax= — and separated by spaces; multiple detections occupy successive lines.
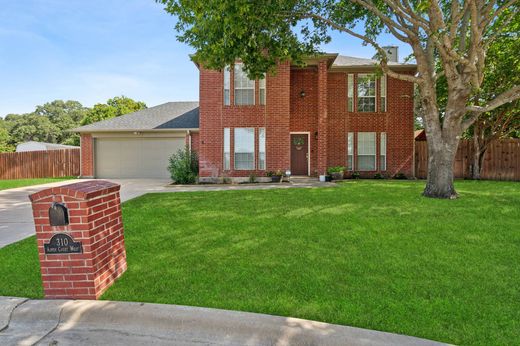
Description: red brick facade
xmin=29 ymin=180 xmax=127 ymax=300
xmin=198 ymin=57 xmax=415 ymax=179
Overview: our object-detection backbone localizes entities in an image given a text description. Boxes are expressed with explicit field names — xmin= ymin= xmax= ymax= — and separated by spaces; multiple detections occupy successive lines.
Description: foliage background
xmin=0 ymin=96 xmax=146 ymax=152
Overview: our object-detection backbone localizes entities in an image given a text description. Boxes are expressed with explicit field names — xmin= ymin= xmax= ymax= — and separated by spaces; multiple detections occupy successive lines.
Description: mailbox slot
xmin=49 ymin=202 xmax=69 ymax=226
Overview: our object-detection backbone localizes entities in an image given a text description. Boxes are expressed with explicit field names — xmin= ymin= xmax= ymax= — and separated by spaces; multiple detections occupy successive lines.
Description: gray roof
xmin=332 ymin=55 xmax=414 ymax=68
xmin=74 ymin=101 xmax=199 ymax=132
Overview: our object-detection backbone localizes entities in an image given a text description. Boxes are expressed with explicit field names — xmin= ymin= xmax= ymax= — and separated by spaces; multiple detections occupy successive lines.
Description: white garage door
xmin=95 ymin=137 xmax=185 ymax=178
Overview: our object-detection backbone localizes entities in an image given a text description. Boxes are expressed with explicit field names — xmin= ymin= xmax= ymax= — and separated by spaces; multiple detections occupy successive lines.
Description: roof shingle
xmin=74 ymin=101 xmax=199 ymax=132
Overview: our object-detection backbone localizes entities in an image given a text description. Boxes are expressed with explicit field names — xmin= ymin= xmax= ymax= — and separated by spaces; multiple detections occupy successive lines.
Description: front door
xmin=290 ymin=134 xmax=309 ymax=175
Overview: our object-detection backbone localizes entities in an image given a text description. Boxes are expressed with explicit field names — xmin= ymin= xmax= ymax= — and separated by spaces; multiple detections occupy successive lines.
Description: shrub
xmin=393 ymin=172 xmax=407 ymax=180
xmin=374 ymin=173 xmax=385 ymax=179
xmin=249 ymin=173 xmax=258 ymax=183
xmin=167 ymin=146 xmax=199 ymax=184
xmin=351 ymin=171 xmax=361 ymax=179
xmin=327 ymin=166 xmax=345 ymax=174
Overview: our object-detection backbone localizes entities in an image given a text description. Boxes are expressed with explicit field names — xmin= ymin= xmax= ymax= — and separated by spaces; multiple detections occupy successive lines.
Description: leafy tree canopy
xmin=1 ymin=96 xmax=147 ymax=152
xmin=80 ymin=96 xmax=147 ymax=126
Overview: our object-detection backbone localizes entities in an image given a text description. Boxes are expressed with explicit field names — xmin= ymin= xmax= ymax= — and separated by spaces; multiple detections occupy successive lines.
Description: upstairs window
xmin=234 ymin=63 xmax=255 ymax=105
xmin=347 ymin=74 xmax=354 ymax=112
xmin=259 ymin=75 xmax=266 ymax=105
xmin=357 ymin=74 xmax=376 ymax=112
xmin=380 ymin=75 xmax=387 ymax=112
xmin=223 ymin=66 xmax=231 ymax=106
xmin=234 ymin=128 xmax=255 ymax=169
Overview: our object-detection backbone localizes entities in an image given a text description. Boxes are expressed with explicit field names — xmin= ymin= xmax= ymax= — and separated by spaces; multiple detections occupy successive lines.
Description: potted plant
xmin=327 ymin=166 xmax=345 ymax=180
xmin=266 ymin=170 xmax=283 ymax=182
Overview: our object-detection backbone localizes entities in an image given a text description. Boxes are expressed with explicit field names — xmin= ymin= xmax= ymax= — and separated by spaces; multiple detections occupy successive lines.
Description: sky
xmin=0 ymin=0 xmax=412 ymax=117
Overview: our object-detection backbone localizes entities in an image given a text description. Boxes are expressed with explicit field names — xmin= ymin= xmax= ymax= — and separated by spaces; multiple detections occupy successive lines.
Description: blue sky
xmin=0 ymin=0 xmax=411 ymax=117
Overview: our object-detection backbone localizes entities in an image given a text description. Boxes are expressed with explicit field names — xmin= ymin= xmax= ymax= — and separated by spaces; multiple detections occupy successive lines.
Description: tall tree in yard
xmin=158 ymin=0 xmax=520 ymax=198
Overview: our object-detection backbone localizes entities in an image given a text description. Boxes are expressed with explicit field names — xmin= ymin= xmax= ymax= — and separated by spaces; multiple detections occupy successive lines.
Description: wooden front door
xmin=290 ymin=134 xmax=309 ymax=175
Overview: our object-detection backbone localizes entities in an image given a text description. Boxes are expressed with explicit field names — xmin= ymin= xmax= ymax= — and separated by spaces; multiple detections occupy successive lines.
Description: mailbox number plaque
xmin=44 ymin=233 xmax=83 ymax=255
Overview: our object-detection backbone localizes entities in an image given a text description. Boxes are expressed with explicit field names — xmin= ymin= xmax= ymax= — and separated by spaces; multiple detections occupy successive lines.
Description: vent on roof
xmin=383 ymin=46 xmax=399 ymax=62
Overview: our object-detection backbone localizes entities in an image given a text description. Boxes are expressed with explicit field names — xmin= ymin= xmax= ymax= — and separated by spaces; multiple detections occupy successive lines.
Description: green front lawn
xmin=1 ymin=180 xmax=519 ymax=345
xmin=0 ymin=177 xmax=75 ymax=191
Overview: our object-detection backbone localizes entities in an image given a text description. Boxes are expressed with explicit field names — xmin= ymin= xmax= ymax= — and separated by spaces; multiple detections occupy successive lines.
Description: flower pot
xmin=271 ymin=176 xmax=282 ymax=182
xmin=330 ymin=172 xmax=344 ymax=180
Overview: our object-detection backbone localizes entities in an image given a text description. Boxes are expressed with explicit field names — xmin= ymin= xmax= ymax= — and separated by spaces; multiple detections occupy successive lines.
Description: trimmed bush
xmin=167 ymin=146 xmax=199 ymax=184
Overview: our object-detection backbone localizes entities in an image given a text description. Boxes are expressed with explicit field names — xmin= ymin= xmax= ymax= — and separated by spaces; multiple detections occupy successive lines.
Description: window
xmin=223 ymin=128 xmax=230 ymax=170
xmin=234 ymin=128 xmax=255 ymax=169
xmin=357 ymin=74 xmax=376 ymax=112
xmin=380 ymin=132 xmax=387 ymax=171
xmin=347 ymin=74 xmax=354 ymax=112
xmin=234 ymin=63 xmax=255 ymax=105
xmin=347 ymin=132 xmax=354 ymax=170
xmin=380 ymin=74 xmax=387 ymax=112
xmin=357 ymin=132 xmax=376 ymax=171
xmin=223 ymin=66 xmax=230 ymax=105
xmin=259 ymin=75 xmax=266 ymax=105
xmin=258 ymin=128 xmax=266 ymax=169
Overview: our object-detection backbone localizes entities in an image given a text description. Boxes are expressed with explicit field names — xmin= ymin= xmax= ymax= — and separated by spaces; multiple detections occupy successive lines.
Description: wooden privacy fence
xmin=415 ymin=139 xmax=520 ymax=181
xmin=0 ymin=149 xmax=80 ymax=180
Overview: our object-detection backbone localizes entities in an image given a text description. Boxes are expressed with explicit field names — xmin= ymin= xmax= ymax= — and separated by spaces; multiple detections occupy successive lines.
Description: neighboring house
xmin=75 ymin=47 xmax=416 ymax=180
xmin=16 ymin=141 xmax=78 ymax=152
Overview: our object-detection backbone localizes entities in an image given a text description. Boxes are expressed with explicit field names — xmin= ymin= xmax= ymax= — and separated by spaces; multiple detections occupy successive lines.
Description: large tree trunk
xmin=422 ymin=121 xmax=461 ymax=199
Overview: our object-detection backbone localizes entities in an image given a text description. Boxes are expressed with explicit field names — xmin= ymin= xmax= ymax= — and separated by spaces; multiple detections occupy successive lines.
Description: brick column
xmin=29 ymin=180 xmax=127 ymax=300
xmin=80 ymin=133 xmax=94 ymax=178
xmin=317 ymin=60 xmax=328 ymax=175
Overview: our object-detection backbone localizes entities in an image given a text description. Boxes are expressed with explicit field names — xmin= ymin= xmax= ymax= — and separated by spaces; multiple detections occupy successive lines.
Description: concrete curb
xmin=0 ymin=297 xmax=450 ymax=346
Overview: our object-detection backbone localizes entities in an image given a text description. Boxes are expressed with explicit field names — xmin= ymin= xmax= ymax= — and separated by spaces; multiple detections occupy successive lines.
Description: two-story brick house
xmin=197 ymin=52 xmax=416 ymax=181
xmin=75 ymin=49 xmax=416 ymax=180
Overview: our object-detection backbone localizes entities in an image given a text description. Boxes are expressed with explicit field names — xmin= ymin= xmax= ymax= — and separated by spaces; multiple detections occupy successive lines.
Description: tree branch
xmin=303 ymin=12 xmax=422 ymax=84
xmin=462 ymin=85 xmax=520 ymax=130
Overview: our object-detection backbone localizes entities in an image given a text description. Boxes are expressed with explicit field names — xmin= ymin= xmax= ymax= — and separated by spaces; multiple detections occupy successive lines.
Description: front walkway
xmin=0 ymin=178 xmax=335 ymax=248
xmin=0 ymin=297 xmax=448 ymax=346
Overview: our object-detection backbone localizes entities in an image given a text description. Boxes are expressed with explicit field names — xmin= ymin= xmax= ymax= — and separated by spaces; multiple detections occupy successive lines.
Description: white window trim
xmin=289 ymin=132 xmax=310 ymax=176
xmin=258 ymin=127 xmax=266 ymax=170
xmin=347 ymin=132 xmax=354 ymax=171
xmin=223 ymin=128 xmax=230 ymax=170
xmin=259 ymin=75 xmax=266 ymax=105
xmin=223 ymin=66 xmax=231 ymax=106
xmin=380 ymin=132 xmax=387 ymax=171
xmin=357 ymin=73 xmax=377 ymax=113
xmin=347 ymin=74 xmax=354 ymax=112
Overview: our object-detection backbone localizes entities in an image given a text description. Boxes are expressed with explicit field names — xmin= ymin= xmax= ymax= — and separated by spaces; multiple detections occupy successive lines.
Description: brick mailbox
xmin=29 ymin=180 xmax=127 ymax=300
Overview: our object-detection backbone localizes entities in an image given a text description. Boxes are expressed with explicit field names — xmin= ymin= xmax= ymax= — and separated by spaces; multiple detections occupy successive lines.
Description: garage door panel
xmin=95 ymin=137 xmax=184 ymax=179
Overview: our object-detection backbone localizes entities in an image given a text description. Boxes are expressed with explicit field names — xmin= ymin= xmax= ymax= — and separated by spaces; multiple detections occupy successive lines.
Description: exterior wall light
xmin=300 ymin=90 xmax=306 ymax=98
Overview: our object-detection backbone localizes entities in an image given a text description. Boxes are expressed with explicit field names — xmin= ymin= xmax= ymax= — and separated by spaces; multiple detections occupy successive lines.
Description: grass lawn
xmin=0 ymin=177 xmax=75 ymax=191
xmin=1 ymin=180 xmax=519 ymax=345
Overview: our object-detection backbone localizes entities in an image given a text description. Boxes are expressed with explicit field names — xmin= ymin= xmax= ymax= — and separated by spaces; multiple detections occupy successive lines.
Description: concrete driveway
xmin=0 ymin=179 xmax=170 ymax=249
